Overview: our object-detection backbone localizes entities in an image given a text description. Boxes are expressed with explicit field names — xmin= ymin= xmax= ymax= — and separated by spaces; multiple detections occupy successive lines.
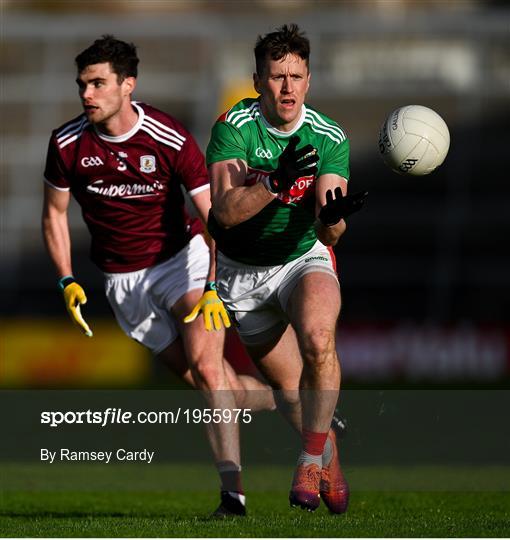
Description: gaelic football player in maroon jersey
xmin=42 ymin=35 xmax=273 ymax=517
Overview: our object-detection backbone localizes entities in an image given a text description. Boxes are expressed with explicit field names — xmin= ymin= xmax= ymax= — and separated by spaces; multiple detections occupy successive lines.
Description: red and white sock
xmin=297 ymin=429 xmax=328 ymax=467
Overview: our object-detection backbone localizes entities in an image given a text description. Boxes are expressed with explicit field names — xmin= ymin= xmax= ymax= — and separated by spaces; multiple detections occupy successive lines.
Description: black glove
xmin=265 ymin=135 xmax=319 ymax=193
xmin=318 ymin=187 xmax=368 ymax=226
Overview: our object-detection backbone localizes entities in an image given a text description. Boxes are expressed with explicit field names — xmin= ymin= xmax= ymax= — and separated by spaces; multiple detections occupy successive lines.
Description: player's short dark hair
xmin=254 ymin=24 xmax=310 ymax=76
xmin=75 ymin=35 xmax=139 ymax=82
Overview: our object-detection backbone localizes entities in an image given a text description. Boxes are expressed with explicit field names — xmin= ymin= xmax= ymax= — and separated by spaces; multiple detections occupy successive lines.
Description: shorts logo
xmin=140 ymin=155 xmax=156 ymax=173
xmin=304 ymin=256 xmax=328 ymax=263
xmin=81 ymin=156 xmax=104 ymax=167
xmin=255 ymin=147 xmax=273 ymax=159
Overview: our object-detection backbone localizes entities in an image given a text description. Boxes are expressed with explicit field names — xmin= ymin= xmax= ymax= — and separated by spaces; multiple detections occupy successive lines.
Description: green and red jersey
xmin=207 ymin=97 xmax=350 ymax=265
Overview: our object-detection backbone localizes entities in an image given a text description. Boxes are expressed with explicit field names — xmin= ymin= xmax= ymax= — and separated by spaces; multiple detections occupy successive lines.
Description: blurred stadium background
xmin=1 ymin=0 xmax=509 ymax=388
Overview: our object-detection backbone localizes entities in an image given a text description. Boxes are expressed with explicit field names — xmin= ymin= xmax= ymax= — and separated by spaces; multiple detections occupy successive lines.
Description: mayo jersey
xmin=206 ymin=98 xmax=350 ymax=265
xmin=44 ymin=102 xmax=208 ymax=273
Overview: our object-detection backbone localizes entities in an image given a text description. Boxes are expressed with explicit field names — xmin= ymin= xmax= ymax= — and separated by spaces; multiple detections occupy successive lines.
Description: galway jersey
xmin=44 ymin=102 xmax=208 ymax=273
xmin=206 ymin=98 xmax=350 ymax=265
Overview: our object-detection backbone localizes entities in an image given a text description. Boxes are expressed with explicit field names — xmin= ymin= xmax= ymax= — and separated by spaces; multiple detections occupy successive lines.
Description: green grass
xmin=1 ymin=464 xmax=509 ymax=537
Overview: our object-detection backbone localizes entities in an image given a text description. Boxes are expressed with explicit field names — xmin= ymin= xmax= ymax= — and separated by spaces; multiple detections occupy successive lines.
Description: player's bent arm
xmin=314 ymin=174 xmax=348 ymax=246
xmin=209 ymin=159 xmax=276 ymax=229
xmin=42 ymin=183 xmax=73 ymax=277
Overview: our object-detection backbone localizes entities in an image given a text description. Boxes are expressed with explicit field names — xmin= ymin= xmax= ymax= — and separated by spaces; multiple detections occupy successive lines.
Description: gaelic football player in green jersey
xmin=207 ymin=24 xmax=367 ymax=513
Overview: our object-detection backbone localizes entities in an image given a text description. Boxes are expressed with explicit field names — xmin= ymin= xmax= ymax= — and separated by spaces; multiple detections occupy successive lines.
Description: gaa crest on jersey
xmin=140 ymin=155 xmax=156 ymax=173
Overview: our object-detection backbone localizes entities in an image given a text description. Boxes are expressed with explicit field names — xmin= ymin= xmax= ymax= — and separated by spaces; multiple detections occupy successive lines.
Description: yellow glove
xmin=58 ymin=276 xmax=93 ymax=337
xmin=183 ymin=282 xmax=231 ymax=332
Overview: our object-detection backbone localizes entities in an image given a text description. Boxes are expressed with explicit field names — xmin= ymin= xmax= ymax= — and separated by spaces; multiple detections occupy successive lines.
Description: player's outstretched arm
xmin=314 ymin=174 xmax=348 ymax=246
xmin=42 ymin=183 xmax=93 ymax=337
xmin=210 ymin=136 xmax=318 ymax=229
xmin=315 ymin=175 xmax=368 ymax=246
xmin=209 ymin=158 xmax=276 ymax=229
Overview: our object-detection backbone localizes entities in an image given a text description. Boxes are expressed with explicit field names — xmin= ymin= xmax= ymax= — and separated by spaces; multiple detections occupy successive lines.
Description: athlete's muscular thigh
xmin=246 ymin=323 xmax=302 ymax=391
xmin=286 ymin=271 xmax=340 ymax=350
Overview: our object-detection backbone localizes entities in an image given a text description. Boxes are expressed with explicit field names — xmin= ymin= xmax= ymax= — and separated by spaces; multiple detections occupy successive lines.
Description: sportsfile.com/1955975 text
xmin=40 ymin=408 xmax=253 ymax=428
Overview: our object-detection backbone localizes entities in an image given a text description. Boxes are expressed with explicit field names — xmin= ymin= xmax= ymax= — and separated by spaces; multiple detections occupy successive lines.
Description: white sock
xmin=297 ymin=450 xmax=322 ymax=467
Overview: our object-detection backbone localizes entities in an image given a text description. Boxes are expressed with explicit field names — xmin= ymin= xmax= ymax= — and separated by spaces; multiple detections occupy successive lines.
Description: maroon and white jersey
xmin=44 ymin=102 xmax=208 ymax=273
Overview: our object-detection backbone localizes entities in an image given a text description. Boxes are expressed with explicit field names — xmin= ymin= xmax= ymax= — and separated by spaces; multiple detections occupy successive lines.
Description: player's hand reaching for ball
xmin=264 ymin=135 xmax=319 ymax=194
xmin=183 ymin=282 xmax=231 ymax=332
xmin=318 ymin=187 xmax=368 ymax=227
xmin=59 ymin=276 xmax=93 ymax=337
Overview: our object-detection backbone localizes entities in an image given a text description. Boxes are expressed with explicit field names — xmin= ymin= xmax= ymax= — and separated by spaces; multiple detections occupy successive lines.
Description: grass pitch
xmin=1 ymin=463 xmax=509 ymax=537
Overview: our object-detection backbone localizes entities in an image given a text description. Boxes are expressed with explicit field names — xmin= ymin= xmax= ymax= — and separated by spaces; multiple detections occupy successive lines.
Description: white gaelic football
xmin=378 ymin=105 xmax=450 ymax=175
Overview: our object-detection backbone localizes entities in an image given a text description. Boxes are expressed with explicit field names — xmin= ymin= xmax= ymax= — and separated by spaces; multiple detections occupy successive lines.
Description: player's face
xmin=254 ymin=53 xmax=310 ymax=132
xmin=76 ymin=62 xmax=134 ymax=125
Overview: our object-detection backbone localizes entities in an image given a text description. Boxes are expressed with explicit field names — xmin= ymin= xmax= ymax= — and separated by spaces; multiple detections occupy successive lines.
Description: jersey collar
xmin=259 ymin=103 xmax=306 ymax=137
xmin=94 ymin=102 xmax=144 ymax=143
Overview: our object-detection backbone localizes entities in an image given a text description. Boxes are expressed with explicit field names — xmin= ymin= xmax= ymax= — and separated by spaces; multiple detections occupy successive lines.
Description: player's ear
xmin=122 ymin=76 xmax=136 ymax=96
xmin=253 ymin=72 xmax=261 ymax=95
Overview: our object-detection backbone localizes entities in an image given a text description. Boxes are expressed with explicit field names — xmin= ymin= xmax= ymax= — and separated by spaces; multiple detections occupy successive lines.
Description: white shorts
xmin=216 ymin=241 xmax=338 ymax=345
xmin=104 ymin=235 xmax=209 ymax=355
